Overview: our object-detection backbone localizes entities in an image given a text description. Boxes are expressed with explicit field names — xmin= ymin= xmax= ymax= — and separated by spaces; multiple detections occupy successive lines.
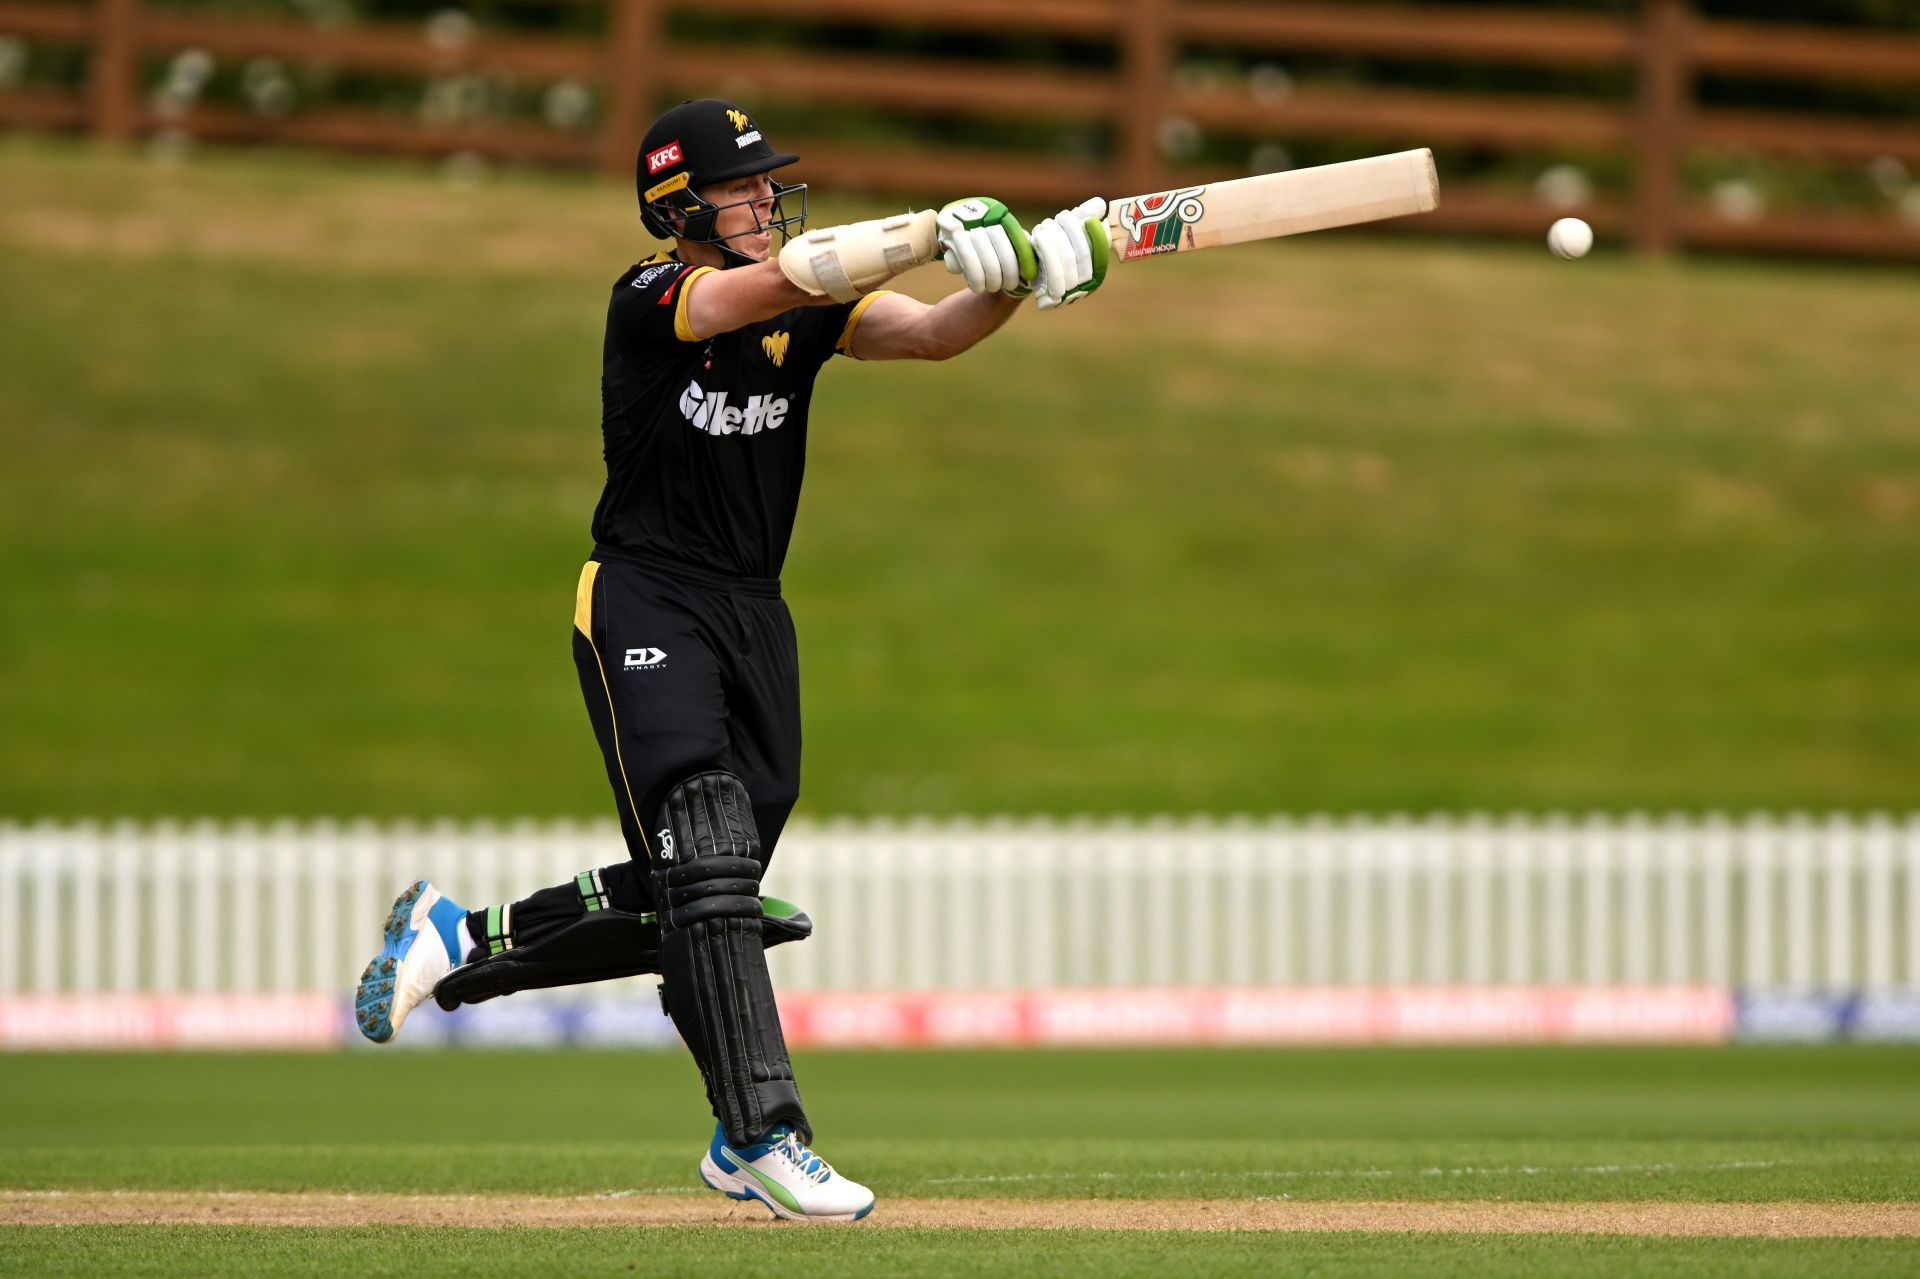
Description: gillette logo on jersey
xmin=679 ymin=380 xmax=790 ymax=436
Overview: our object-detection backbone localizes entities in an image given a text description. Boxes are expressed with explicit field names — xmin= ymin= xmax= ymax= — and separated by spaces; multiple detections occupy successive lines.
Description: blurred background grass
xmin=2 ymin=137 xmax=1916 ymax=819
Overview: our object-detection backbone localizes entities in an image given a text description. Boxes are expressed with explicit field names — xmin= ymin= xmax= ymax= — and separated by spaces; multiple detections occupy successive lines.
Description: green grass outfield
xmin=2 ymin=1047 xmax=1917 ymax=1275
xmin=3 ymin=140 xmax=1919 ymax=818
xmin=8 ymin=1227 xmax=1918 ymax=1279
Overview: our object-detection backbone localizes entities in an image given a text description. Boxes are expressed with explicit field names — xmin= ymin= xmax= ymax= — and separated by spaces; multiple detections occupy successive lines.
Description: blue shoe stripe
xmin=426 ymin=894 xmax=468 ymax=964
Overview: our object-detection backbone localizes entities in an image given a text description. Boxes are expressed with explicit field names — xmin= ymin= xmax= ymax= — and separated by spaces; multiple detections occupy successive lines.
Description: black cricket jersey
xmin=590 ymin=252 xmax=888 ymax=580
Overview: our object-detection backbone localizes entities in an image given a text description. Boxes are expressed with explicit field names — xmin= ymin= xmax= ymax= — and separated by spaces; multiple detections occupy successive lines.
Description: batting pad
xmin=656 ymin=771 xmax=809 ymax=1147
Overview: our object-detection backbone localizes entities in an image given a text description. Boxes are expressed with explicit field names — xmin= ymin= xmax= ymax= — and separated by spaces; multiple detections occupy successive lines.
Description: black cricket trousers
xmin=472 ymin=552 xmax=802 ymax=952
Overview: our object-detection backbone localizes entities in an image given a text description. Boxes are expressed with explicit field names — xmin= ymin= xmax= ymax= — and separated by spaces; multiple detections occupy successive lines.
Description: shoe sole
xmin=698 ymin=1152 xmax=873 ymax=1223
xmin=352 ymin=880 xmax=429 ymax=1044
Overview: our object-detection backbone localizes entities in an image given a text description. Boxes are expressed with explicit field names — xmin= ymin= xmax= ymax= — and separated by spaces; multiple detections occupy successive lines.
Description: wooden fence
xmin=2 ymin=0 xmax=1919 ymax=259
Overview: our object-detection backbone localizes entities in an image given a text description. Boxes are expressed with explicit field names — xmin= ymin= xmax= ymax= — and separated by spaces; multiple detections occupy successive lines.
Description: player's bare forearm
xmin=848 ymin=289 xmax=1022 ymax=362
xmin=682 ymin=261 xmax=839 ymax=341
xmin=926 ymin=288 xmax=1024 ymax=358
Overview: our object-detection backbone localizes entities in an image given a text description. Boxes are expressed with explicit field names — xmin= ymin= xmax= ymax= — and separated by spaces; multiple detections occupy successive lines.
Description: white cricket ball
xmin=1547 ymin=217 xmax=1593 ymax=260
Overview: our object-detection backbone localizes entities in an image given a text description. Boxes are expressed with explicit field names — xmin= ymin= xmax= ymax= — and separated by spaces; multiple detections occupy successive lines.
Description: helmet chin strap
xmin=714 ymin=237 xmax=763 ymax=270
xmin=671 ymin=223 xmax=764 ymax=270
xmin=681 ymin=228 xmax=769 ymax=270
xmin=712 ymin=205 xmax=795 ymax=270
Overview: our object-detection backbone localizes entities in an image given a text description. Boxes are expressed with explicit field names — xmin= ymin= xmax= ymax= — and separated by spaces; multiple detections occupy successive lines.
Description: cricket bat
xmin=1105 ymin=148 xmax=1439 ymax=261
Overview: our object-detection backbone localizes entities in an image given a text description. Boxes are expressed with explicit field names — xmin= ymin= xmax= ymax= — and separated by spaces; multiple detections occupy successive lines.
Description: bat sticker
xmin=1116 ymin=186 xmax=1207 ymax=259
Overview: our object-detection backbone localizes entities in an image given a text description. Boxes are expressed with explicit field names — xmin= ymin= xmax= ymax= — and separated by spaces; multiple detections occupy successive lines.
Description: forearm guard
xmin=778 ymin=209 xmax=938 ymax=302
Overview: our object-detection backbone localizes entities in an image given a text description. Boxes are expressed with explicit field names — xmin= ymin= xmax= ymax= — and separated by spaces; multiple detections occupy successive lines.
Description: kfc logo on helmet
xmin=645 ymin=141 xmax=683 ymax=174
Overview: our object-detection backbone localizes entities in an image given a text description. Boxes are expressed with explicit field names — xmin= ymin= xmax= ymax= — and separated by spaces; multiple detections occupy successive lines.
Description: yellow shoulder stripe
xmin=836 ymin=289 xmax=894 ymax=359
xmin=673 ymin=266 xmax=718 ymax=342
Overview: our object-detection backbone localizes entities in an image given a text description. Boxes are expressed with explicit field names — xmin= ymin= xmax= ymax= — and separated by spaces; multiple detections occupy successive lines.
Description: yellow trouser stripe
xmin=575 ymin=560 xmax=650 ymax=858
xmin=574 ymin=560 xmax=599 ymax=636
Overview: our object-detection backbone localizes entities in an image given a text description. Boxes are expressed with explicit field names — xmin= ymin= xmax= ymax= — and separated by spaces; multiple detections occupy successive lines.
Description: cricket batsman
xmin=349 ymin=99 xmax=1109 ymax=1222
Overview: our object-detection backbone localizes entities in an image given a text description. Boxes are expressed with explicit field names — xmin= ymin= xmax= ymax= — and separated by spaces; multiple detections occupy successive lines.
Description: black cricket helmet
xmin=636 ymin=99 xmax=807 ymax=263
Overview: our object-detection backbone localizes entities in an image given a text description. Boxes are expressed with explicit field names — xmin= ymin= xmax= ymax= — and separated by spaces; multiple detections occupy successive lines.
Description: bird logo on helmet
xmin=635 ymin=99 xmax=810 ymax=268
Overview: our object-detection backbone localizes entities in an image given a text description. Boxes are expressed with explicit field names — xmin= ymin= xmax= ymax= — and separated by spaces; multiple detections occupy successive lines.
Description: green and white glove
xmin=1030 ymin=197 xmax=1110 ymax=311
xmin=937 ymin=196 xmax=1037 ymax=297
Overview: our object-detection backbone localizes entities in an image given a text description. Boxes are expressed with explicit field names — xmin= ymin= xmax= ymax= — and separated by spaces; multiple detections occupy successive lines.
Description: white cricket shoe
xmin=699 ymin=1123 xmax=876 ymax=1222
xmin=353 ymin=880 xmax=466 ymax=1043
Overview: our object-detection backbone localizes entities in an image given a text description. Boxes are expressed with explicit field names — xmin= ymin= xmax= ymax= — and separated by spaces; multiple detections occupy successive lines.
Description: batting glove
xmin=937 ymin=196 xmax=1037 ymax=298
xmin=1030 ymin=197 xmax=1110 ymax=311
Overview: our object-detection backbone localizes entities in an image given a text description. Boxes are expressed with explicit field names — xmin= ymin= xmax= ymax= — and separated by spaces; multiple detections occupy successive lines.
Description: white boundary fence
xmin=3 ymin=814 xmax=1916 ymax=997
